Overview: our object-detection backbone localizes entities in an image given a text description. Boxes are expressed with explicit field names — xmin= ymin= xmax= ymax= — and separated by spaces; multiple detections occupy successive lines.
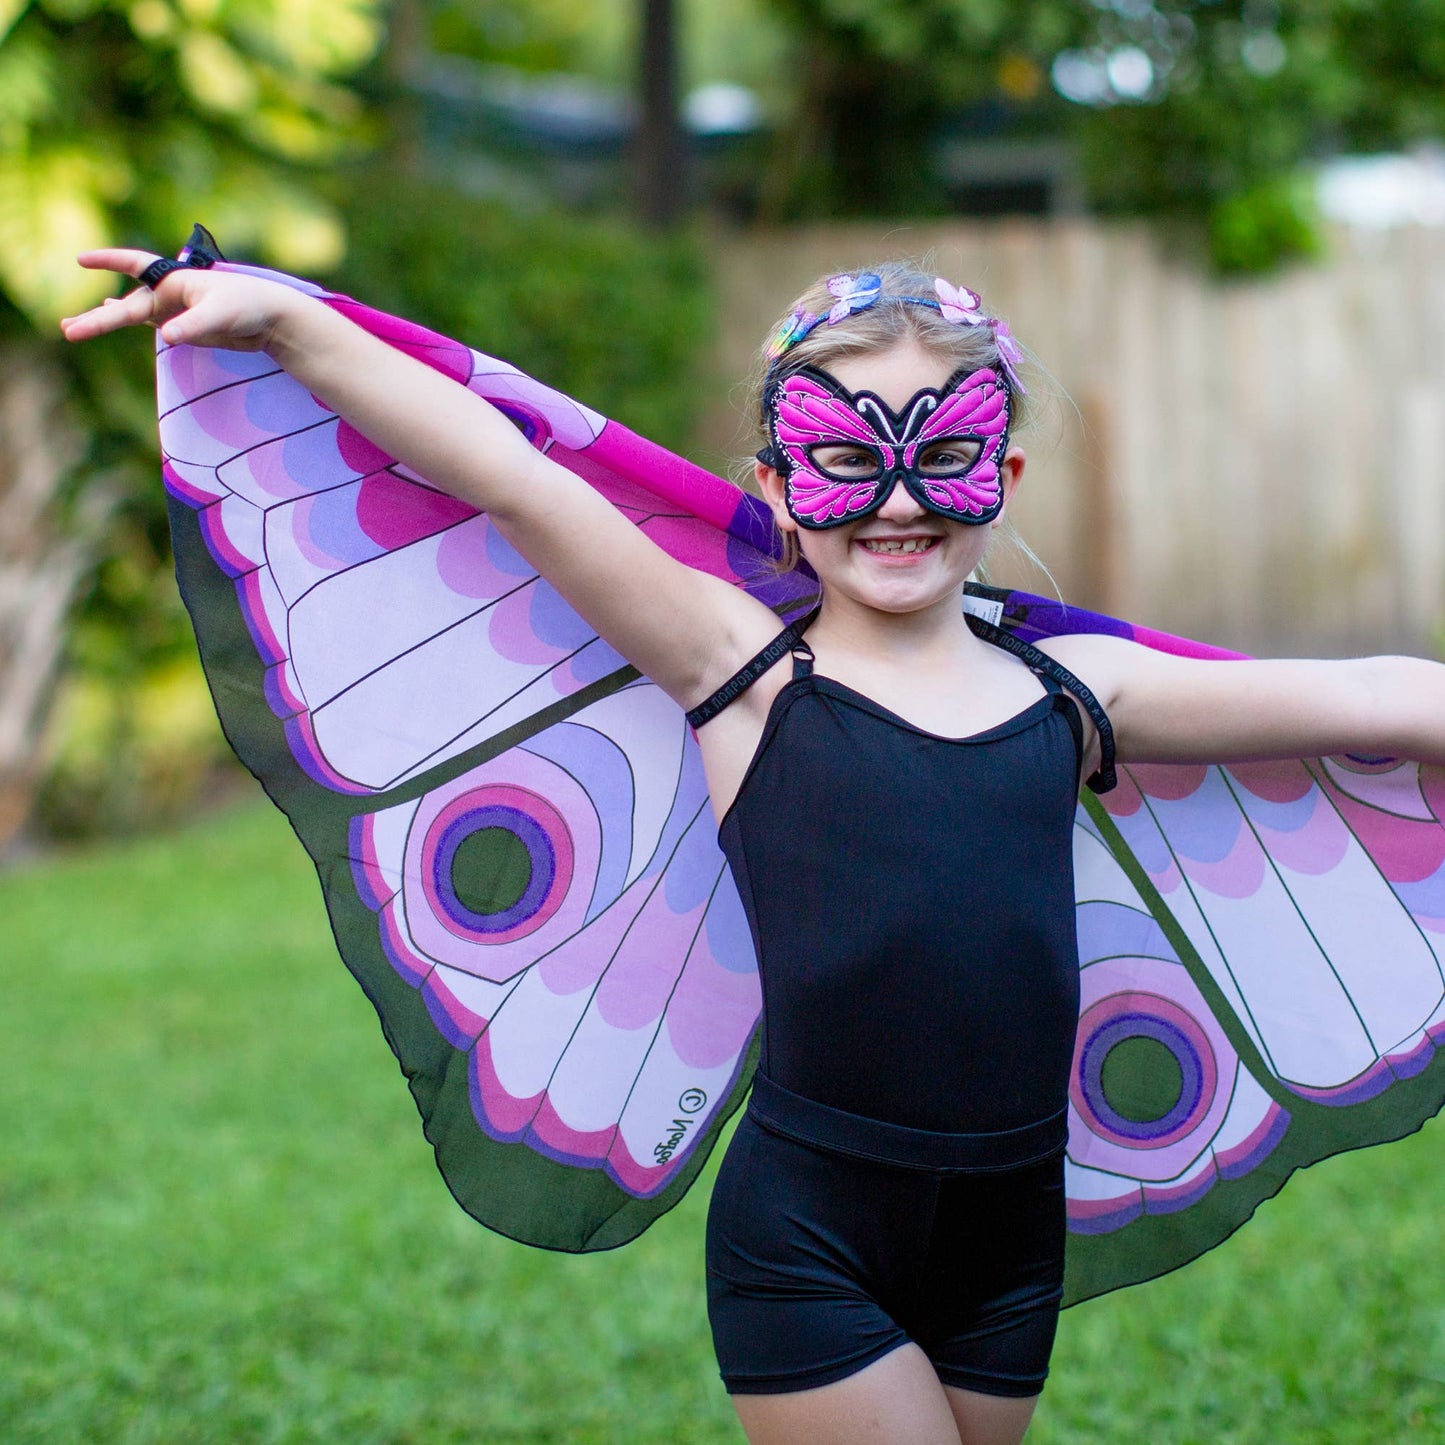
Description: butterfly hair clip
xmin=933 ymin=278 xmax=986 ymax=325
xmin=825 ymin=271 xmax=884 ymax=323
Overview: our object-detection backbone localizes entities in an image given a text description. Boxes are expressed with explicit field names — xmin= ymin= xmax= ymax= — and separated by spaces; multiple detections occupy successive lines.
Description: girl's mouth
xmin=858 ymin=536 xmax=939 ymax=555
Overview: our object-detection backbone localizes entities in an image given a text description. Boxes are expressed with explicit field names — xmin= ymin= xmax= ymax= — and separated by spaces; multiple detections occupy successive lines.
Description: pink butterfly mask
xmin=761 ymin=365 xmax=1012 ymax=529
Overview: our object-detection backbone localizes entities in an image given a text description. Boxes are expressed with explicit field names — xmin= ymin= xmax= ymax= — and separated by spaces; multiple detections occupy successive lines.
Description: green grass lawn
xmin=5 ymin=799 xmax=1445 ymax=1443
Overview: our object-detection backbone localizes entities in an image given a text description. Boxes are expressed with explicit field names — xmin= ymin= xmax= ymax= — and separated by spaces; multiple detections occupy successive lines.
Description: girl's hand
xmin=60 ymin=249 xmax=302 ymax=351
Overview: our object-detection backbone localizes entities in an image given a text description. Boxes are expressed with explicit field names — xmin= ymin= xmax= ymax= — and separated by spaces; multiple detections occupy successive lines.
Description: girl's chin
xmin=827 ymin=565 xmax=974 ymax=614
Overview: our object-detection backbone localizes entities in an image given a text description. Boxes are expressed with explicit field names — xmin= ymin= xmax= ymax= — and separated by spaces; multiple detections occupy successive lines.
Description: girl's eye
xmin=917 ymin=439 xmax=981 ymax=475
xmin=810 ymin=445 xmax=880 ymax=477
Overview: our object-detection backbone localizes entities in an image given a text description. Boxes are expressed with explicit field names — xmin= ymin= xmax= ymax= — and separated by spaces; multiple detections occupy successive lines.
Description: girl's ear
xmin=754 ymin=460 xmax=798 ymax=534
xmin=992 ymin=445 xmax=1026 ymax=526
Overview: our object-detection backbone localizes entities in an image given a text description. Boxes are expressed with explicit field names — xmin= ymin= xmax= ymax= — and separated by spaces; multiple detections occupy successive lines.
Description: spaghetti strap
xmin=687 ymin=605 xmax=1114 ymax=792
xmin=964 ymin=614 xmax=1117 ymax=793
xmin=685 ymin=610 xmax=820 ymax=729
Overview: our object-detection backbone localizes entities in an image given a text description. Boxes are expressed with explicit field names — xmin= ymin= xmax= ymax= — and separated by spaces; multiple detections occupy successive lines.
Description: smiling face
xmin=756 ymin=340 xmax=1025 ymax=617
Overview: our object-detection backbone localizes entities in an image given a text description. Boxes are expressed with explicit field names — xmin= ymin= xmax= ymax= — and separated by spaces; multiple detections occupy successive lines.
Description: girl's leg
xmin=943 ymin=1383 xmax=1039 ymax=1445
xmin=730 ymin=1343 xmax=1035 ymax=1445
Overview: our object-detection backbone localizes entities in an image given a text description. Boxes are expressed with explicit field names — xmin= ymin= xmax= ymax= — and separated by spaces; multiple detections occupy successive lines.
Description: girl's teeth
xmin=863 ymin=538 xmax=933 ymax=554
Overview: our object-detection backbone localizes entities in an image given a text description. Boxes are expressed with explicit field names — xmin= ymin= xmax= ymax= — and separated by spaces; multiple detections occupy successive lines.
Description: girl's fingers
xmin=60 ymin=285 xmax=157 ymax=341
xmin=62 ymin=248 xmax=172 ymax=341
xmin=75 ymin=248 xmax=165 ymax=279
xmin=65 ymin=254 xmax=280 ymax=351
xmin=157 ymin=290 xmax=270 ymax=352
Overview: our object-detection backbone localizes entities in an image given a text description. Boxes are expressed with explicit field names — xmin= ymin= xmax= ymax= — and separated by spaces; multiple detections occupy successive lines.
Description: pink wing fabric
xmin=161 ymin=268 xmax=803 ymax=796
xmin=991 ymin=593 xmax=1445 ymax=1302
xmin=350 ymin=680 xmax=760 ymax=1201
xmin=160 ymin=258 xmax=815 ymax=1248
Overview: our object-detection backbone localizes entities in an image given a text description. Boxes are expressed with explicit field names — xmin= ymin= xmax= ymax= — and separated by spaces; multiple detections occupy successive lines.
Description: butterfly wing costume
xmin=155 ymin=239 xmax=1445 ymax=1303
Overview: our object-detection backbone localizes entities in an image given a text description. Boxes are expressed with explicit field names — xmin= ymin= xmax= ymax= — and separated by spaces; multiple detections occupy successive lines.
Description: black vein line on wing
xmin=1305 ymin=759 xmax=1445 ymax=1006
xmin=157 ymin=363 xmax=286 ymax=420
xmin=1140 ymin=766 xmax=1373 ymax=1082
xmin=166 ymin=412 xmax=348 ymax=470
xmin=531 ymin=800 xmax=714 ymax=1146
xmin=611 ymin=865 xmax=738 ymax=1147
xmin=372 ymin=638 xmax=621 ymax=794
xmin=1135 ymin=779 xmax=1282 ymax=1080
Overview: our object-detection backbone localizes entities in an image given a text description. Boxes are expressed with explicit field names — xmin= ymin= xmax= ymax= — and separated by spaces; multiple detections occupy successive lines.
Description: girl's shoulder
xmin=1031 ymin=630 xmax=1140 ymax=712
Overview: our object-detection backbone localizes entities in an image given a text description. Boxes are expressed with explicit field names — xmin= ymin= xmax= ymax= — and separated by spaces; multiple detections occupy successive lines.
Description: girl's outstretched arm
xmin=1043 ymin=632 xmax=1445 ymax=767
xmin=61 ymin=250 xmax=775 ymax=709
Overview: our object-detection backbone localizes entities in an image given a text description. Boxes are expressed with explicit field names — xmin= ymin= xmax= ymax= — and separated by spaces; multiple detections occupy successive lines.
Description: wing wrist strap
xmin=965 ymin=614 xmax=1117 ymax=793
xmin=141 ymin=223 xmax=225 ymax=289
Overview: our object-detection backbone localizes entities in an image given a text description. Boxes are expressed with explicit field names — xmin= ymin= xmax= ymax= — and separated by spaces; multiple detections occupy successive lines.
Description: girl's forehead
xmin=824 ymin=341 xmax=957 ymax=410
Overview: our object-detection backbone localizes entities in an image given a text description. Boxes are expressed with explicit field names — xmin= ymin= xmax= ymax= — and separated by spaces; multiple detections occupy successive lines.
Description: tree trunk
xmin=382 ymin=0 xmax=428 ymax=177
xmin=635 ymin=0 xmax=687 ymax=229
xmin=0 ymin=346 xmax=112 ymax=852
xmin=757 ymin=40 xmax=943 ymax=222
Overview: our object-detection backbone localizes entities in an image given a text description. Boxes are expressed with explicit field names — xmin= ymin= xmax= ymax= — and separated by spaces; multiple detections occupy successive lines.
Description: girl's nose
xmin=875 ymin=475 xmax=926 ymax=520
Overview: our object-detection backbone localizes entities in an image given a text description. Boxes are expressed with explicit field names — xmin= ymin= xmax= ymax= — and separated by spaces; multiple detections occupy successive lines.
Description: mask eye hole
xmin=807 ymin=443 xmax=883 ymax=481
xmin=916 ymin=438 xmax=982 ymax=477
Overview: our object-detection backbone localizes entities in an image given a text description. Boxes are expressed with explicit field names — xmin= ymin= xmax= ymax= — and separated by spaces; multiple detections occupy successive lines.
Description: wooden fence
xmin=698 ymin=221 xmax=1445 ymax=656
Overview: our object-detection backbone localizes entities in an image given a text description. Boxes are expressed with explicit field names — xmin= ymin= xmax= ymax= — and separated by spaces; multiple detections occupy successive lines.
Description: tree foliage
xmin=335 ymin=166 xmax=712 ymax=455
xmin=0 ymin=0 xmax=383 ymax=841
xmin=0 ymin=0 xmax=383 ymax=326
xmin=757 ymin=0 xmax=1445 ymax=267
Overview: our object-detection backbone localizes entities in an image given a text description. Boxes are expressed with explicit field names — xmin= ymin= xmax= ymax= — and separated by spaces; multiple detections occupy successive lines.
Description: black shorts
xmin=705 ymin=1109 xmax=1067 ymax=1398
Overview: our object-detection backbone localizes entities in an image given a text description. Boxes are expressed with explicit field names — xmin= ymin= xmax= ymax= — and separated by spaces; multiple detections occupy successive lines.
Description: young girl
xmin=62 ymin=253 xmax=1445 ymax=1445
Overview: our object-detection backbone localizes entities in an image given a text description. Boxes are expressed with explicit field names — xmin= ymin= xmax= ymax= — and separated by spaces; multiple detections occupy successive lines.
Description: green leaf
xmin=0 ymin=149 xmax=122 ymax=323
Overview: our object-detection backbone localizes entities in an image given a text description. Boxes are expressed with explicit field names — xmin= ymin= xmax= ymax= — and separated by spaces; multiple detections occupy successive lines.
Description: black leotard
xmin=693 ymin=610 xmax=1114 ymax=1397
xmin=714 ymin=619 xmax=1090 ymax=1144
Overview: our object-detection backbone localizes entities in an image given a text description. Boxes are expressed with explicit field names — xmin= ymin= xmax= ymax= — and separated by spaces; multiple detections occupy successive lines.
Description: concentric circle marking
xmin=421 ymin=785 xmax=574 ymax=944
xmin=1099 ymin=1034 xmax=1185 ymax=1124
xmin=1071 ymin=994 xmax=1218 ymax=1151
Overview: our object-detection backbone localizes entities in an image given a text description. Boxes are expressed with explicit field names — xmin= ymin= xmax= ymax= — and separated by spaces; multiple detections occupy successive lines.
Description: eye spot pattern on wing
xmin=388 ymin=752 xmax=602 ymax=984
xmin=421 ymin=786 xmax=575 ymax=946
xmin=154 ymin=271 xmax=830 ymax=1247
xmin=347 ymin=683 xmax=762 ymax=1197
xmin=1065 ymin=824 xmax=1290 ymax=1236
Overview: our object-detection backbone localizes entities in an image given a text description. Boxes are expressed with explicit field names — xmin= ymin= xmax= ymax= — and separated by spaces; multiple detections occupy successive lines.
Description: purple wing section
xmin=1098 ymin=760 xmax=1445 ymax=1103
xmin=157 ymin=269 xmax=813 ymax=1206
xmin=349 ymin=680 xmax=759 ymax=1197
xmin=159 ymin=269 xmax=815 ymax=796
xmin=1065 ymin=811 xmax=1291 ymax=1233
xmin=1001 ymin=587 xmax=1445 ymax=1234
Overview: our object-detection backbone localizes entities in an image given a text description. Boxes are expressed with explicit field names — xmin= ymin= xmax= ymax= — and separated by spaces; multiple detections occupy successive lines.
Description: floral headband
xmin=763 ymin=272 xmax=1027 ymax=399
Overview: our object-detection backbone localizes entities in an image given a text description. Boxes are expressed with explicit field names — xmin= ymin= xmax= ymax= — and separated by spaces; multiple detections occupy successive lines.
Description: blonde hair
xmin=741 ymin=261 xmax=1044 ymax=580
xmin=747 ymin=261 xmax=1035 ymax=432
